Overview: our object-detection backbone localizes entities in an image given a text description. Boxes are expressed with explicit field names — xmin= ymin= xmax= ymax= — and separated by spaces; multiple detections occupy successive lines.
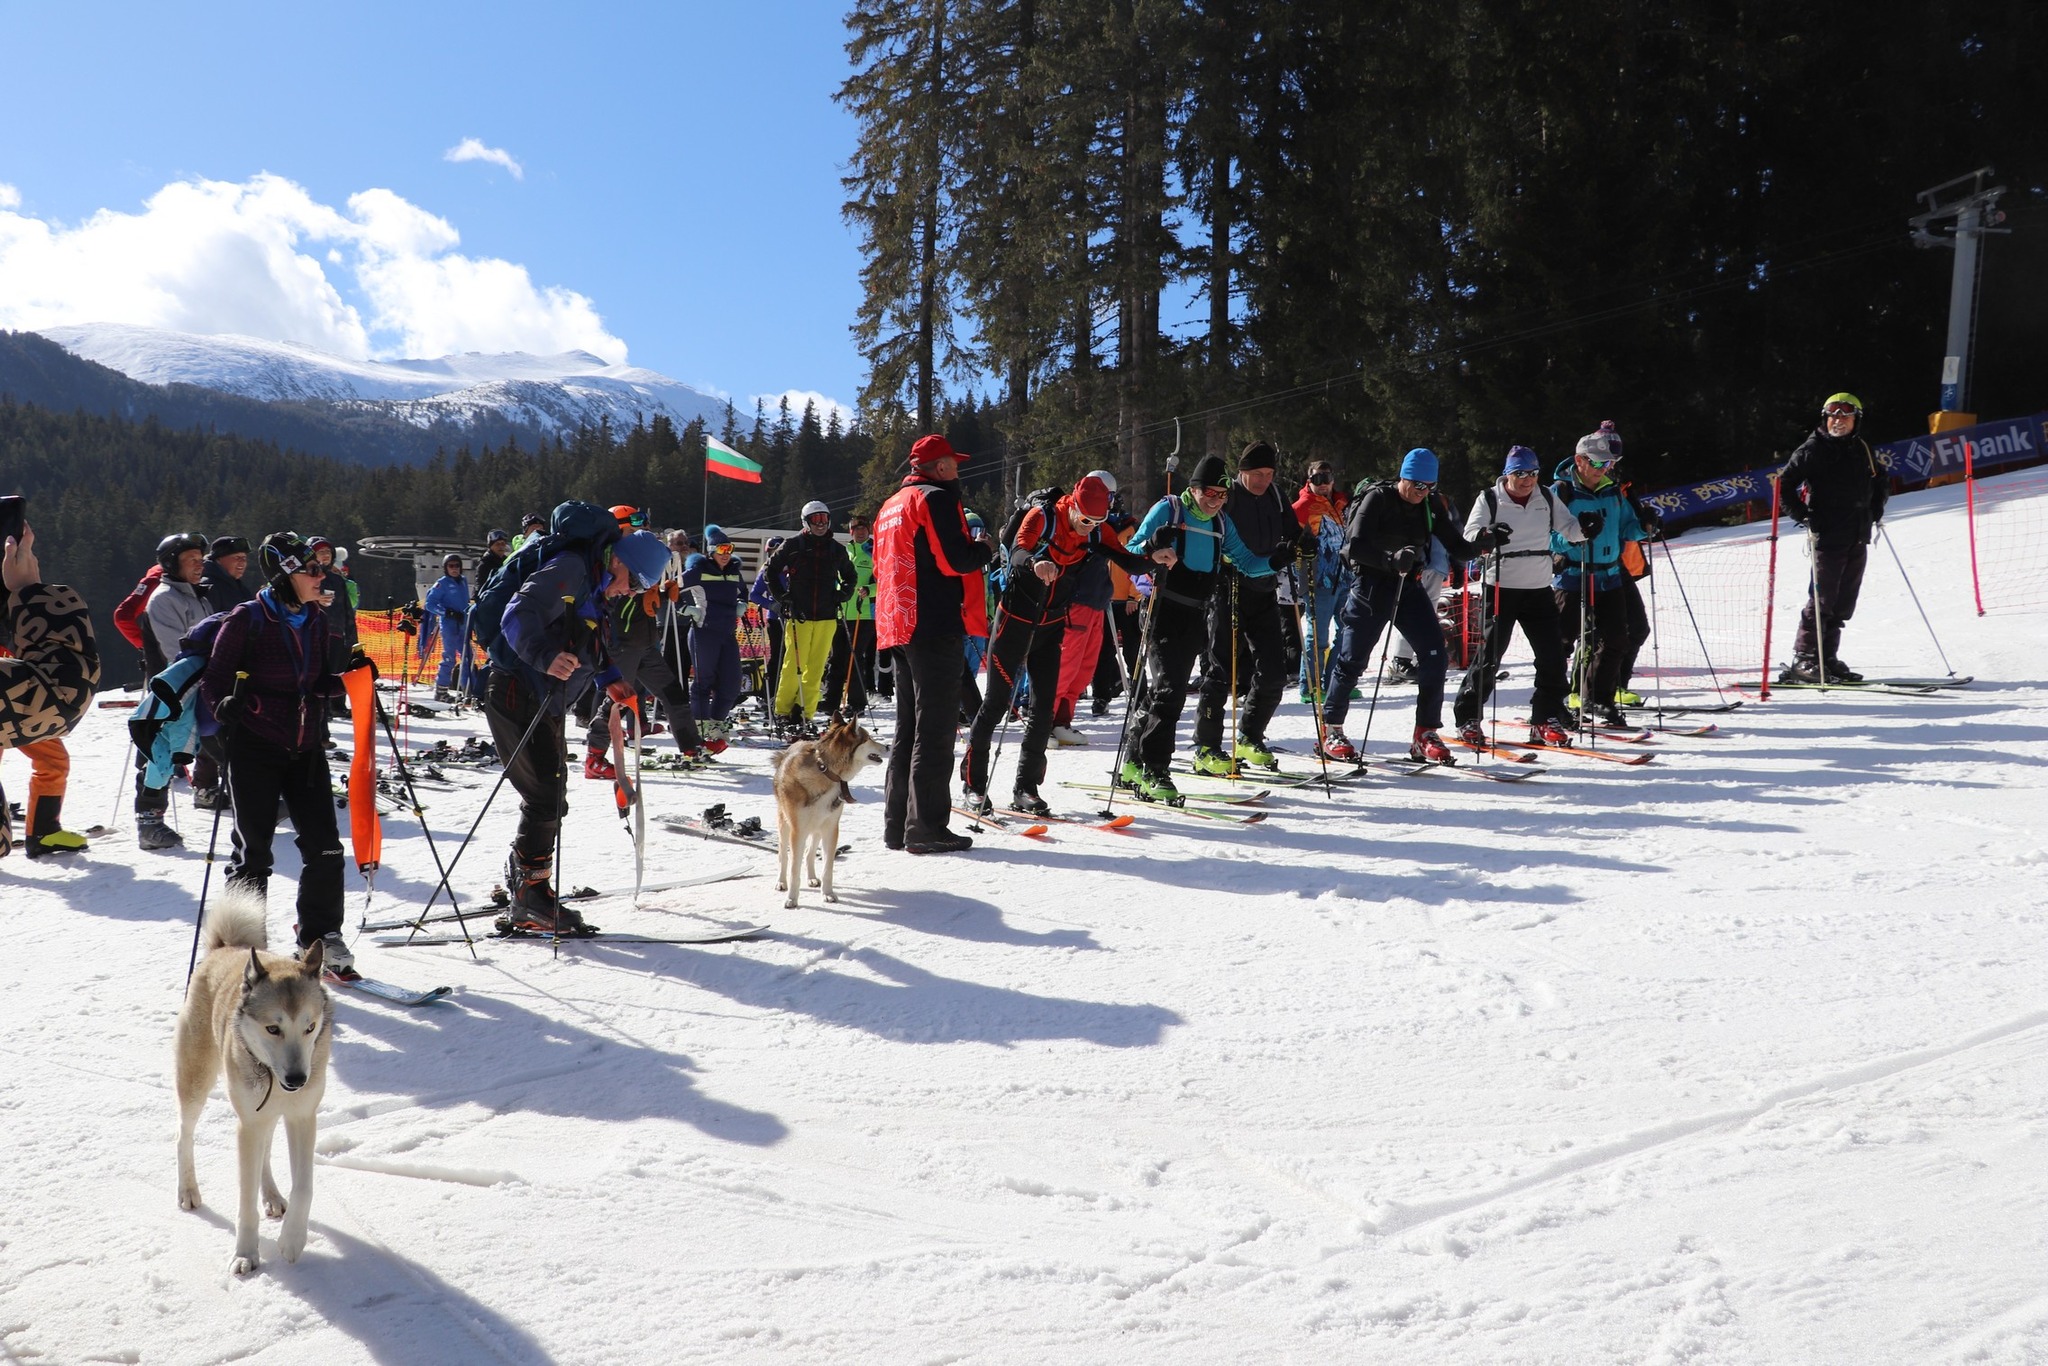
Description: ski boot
xmin=1614 ymin=688 xmax=1644 ymax=706
xmin=1456 ymin=720 xmax=1488 ymax=749
xmin=1234 ymin=737 xmax=1280 ymax=772
xmin=1823 ymin=658 xmax=1862 ymax=682
xmin=1314 ymin=728 xmax=1357 ymax=763
xmin=1408 ymin=728 xmax=1455 ymax=764
xmin=1049 ymin=724 xmax=1088 ymax=747
xmin=1776 ymin=658 xmax=1820 ymax=685
xmin=1116 ymin=758 xmax=1147 ymax=791
xmin=503 ymin=851 xmax=591 ymax=935
xmin=1565 ymin=691 xmax=1583 ymax=711
xmin=1382 ymin=657 xmax=1419 ymax=685
xmin=136 ymin=811 xmax=183 ymax=850
xmin=24 ymin=795 xmax=87 ymax=860
xmin=1190 ymin=745 xmax=1236 ymax=777
xmin=1529 ymin=719 xmax=1574 ymax=747
xmin=1595 ymin=703 xmax=1630 ymax=729
xmin=583 ymin=750 xmax=616 ymax=781
xmin=1127 ymin=765 xmax=1183 ymax=806
xmin=960 ymin=784 xmax=993 ymax=817
xmin=192 ymin=785 xmax=229 ymax=812
xmin=1010 ymin=788 xmax=1053 ymax=818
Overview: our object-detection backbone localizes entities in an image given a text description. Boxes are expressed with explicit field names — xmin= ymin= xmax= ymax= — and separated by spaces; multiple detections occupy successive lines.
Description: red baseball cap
xmin=909 ymin=434 xmax=967 ymax=467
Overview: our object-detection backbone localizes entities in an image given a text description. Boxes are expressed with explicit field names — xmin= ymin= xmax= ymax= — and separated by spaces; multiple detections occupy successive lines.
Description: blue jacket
xmin=491 ymin=550 xmax=620 ymax=712
xmin=424 ymin=573 xmax=469 ymax=627
xmin=683 ymin=552 xmax=748 ymax=627
xmin=1130 ymin=491 xmax=1273 ymax=606
xmin=1549 ymin=458 xmax=1646 ymax=589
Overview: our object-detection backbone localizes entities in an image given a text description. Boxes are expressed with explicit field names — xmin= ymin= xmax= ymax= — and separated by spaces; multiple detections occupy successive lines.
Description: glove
xmin=1390 ymin=545 xmax=1424 ymax=575
xmin=1268 ymin=548 xmax=1294 ymax=573
xmin=1470 ymin=522 xmax=1512 ymax=552
xmin=1636 ymin=507 xmax=1663 ymax=539
xmin=684 ymin=601 xmax=707 ymax=627
xmin=773 ymin=595 xmax=794 ymax=619
xmin=1577 ymin=510 xmax=1605 ymax=538
xmin=348 ymin=643 xmax=378 ymax=680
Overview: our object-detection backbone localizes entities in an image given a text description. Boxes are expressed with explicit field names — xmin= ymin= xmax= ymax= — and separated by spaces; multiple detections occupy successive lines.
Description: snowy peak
xmin=39 ymin=322 xmax=741 ymax=438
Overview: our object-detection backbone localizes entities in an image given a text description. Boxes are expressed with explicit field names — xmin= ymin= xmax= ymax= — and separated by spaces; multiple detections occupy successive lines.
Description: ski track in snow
xmin=2 ymin=477 xmax=2047 ymax=1363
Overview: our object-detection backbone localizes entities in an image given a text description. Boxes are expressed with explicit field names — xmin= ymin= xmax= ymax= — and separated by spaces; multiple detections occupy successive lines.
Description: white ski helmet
xmin=801 ymin=500 xmax=831 ymax=524
xmin=1085 ymin=468 xmax=1118 ymax=493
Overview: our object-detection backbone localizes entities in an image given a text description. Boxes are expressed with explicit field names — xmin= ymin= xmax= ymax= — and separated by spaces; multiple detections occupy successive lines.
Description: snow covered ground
xmin=3 ymin=476 xmax=2045 ymax=1365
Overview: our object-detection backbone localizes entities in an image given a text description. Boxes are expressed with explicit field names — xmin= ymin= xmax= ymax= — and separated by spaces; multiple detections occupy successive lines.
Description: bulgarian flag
xmin=705 ymin=436 xmax=763 ymax=484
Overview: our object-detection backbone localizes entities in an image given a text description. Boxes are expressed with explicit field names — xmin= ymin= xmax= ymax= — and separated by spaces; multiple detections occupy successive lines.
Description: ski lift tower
xmin=356 ymin=537 xmax=490 ymax=604
xmin=1909 ymin=167 xmax=2009 ymax=434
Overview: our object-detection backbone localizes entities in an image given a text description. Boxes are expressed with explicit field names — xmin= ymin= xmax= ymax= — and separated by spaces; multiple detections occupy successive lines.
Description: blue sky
xmin=0 ymin=0 xmax=865 ymax=411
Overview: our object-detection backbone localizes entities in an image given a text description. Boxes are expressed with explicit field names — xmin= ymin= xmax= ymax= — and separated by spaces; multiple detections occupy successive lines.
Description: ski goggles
xmin=622 ymin=509 xmax=648 ymax=527
xmin=1075 ymin=513 xmax=1105 ymax=528
xmin=710 ymin=541 xmax=734 ymax=554
xmin=1823 ymin=403 xmax=1859 ymax=419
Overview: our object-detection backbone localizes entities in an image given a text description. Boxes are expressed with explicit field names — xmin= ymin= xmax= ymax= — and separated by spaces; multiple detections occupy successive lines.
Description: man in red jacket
xmin=874 ymin=435 xmax=994 ymax=855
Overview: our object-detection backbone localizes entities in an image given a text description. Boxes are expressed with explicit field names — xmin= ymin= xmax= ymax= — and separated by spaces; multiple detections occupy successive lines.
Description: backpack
xmin=113 ymin=566 xmax=164 ymax=650
xmin=470 ymin=501 xmax=620 ymax=653
xmin=1000 ymin=487 xmax=1064 ymax=555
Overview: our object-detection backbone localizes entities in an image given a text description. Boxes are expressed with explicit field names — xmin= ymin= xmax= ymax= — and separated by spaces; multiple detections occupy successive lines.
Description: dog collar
xmin=815 ymin=749 xmax=856 ymax=805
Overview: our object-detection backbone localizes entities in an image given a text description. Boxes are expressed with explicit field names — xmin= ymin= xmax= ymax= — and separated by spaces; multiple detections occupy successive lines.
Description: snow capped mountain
xmin=40 ymin=322 xmax=744 ymax=438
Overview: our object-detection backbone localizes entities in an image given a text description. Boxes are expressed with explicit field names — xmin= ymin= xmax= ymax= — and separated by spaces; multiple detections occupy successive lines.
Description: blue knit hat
xmin=611 ymin=530 xmax=672 ymax=590
xmin=1503 ymin=445 xmax=1540 ymax=474
xmin=1400 ymin=448 xmax=1439 ymax=482
xmin=702 ymin=523 xmax=730 ymax=548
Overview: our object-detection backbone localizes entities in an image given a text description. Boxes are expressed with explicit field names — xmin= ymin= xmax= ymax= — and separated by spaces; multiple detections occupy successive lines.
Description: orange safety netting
xmin=355 ymin=606 xmax=773 ymax=682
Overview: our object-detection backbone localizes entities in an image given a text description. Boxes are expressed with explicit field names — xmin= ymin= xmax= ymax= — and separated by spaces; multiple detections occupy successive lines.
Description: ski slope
xmin=1 ymin=475 xmax=2044 ymax=1364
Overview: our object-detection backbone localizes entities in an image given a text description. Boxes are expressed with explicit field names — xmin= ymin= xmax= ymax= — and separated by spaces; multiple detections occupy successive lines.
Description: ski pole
xmin=377 ymin=691 xmax=479 ymax=955
xmin=1226 ymin=574 xmax=1240 ymax=774
xmin=1356 ymin=576 xmax=1398 ymax=757
xmin=1646 ymin=536 xmax=1665 ymax=725
xmin=1101 ymin=587 xmax=1160 ymax=819
xmin=1298 ymin=560 xmax=1331 ymax=795
xmin=1805 ymin=532 xmax=1829 ymax=686
xmin=411 ymin=677 xmax=558 ymax=923
xmin=1877 ymin=522 xmax=1958 ymax=677
xmin=1487 ymin=545 xmax=1503 ymax=744
xmin=186 ymin=671 xmax=247 ymax=984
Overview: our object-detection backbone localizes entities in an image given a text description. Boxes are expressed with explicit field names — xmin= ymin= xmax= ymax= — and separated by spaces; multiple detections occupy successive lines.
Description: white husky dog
xmin=772 ymin=714 xmax=888 ymax=907
xmin=175 ymin=885 xmax=333 ymax=1274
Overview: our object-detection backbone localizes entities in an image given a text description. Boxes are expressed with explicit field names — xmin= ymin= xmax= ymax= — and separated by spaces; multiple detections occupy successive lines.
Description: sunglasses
xmin=1193 ymin=484 xmax=1228 ymax=497
xmin=1075 ymin=513 xmax=1105 ymax=527
xmin=1505 ymin=469 xmax=1539 ymax=480
xmin=1406 ymin=480 xmax=1437 ymax=492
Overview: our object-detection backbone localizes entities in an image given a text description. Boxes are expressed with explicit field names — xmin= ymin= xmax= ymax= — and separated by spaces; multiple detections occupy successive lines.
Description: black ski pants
xmin=885 ymin=633 xmax=965 ymax=845
xmin=1454 ymin=585 xmax=1571 ymax=727
xmin=1195 ymin=578 xmax=1285 ymax=751
xmin=823 ymin=618 xmax=874 ymax=716
xmin=485 ymin=671 xmax=568 ymax=866
xmin=1556 ymin=577 xmax=1633 ymax=706
xmin=1794 ymin=542 xmax=1869 ymax=663
xmin=588 ymin=626 xmax=701 ymax=753
xmin=223 ymin=730 xmax=345 ymax=947
xmin=1322 ymin=574 xmax=1448 ymax=732
xmin=1132 ymin=596 xmax=1206 ymax=772
xmin=1615 ymin=573 xmax=1651 ymax=689
xmin=963 ymin=609 xmax=1064 ymax=796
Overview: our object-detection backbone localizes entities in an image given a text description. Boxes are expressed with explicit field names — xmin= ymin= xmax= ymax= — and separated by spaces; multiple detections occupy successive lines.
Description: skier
xmin=135 ymin=531 xmax=212 ymax=849
xmin=1316 ymin=449 xmax=1505 ymax=763
xmin=423 ymin=554 xmax=474 ymax=701
xmin=1191 ymin=441 xmax=1300 ymax=775
xmin=199 ymin=533 xmax=355 ymax=973
xmin=477 ymin=528 xmax=512 ymax=586
xmin=1549 ymin=423 xmax=1651 ymax=726
xmin=485 ymin=512 xmax=671 ymax=932
xmin=749 ymin=536 xmax=786 ymax=711
xmin=198 ymin=536 xmax=254 ymax=611
xmin=1048 ymin=469 xmax=1124 ymax=745
xmin=584 ymin=512 xmax=706 ymax=775
xmin=1292 ymin=462 xmax=1350 ymax=704
xmin=1451 ymin=446 xmax=1586 ymax=746
xmin=763 ymin=501 xmax=856 ymax=734
xmin=823 ymin=511 xmax=876 ymax=715
xmin=682 ymin=525 xmax=748 ymax=742
xmin=1121 ymin=454 xmax=1272 ymax=802
xmin=0 ymin=524 xmax=100 ymax=860
xmin=959 ymin=475 xmax=1168 ymax=815
xmin=1778 ymin=392 xmax=1888 ymax=683
xmin=511 ymin=512 xmax=546 ymax=552
xmin=874 ymin=434 xmax=995 ymax=854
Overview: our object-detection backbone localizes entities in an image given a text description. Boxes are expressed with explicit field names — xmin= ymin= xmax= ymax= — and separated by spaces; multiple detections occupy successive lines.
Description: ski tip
xmin=1102 ymin=815 xmax=1136 ymax=829
xmin=1023 ymin=824 xmax=1051 ymax=837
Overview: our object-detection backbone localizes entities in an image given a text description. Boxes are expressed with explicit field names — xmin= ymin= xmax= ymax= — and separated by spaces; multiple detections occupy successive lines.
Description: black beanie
xmin=1189 ymin=454 xmax=1228 ymax=488
xmin=1238 ymin=441 xmax=1277 ymax=471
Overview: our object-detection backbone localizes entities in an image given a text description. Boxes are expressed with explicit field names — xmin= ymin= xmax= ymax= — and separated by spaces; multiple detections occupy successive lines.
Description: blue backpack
xmin=470 ymin=501 xmax=620 ymax=653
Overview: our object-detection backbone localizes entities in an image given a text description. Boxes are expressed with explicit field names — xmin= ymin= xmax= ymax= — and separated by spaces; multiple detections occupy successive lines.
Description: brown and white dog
xmin=174 ymin=885 xmax=333 ymax=1275
xmin=772 ymin=714 xmax=887 ymax=907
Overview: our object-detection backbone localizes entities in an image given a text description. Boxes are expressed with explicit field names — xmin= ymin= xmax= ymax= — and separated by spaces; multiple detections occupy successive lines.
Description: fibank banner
xmin=1872 ymin=413 xmax=2042 ymax=481
xmin=1640 ymin=411 xmax=2046 ymax=523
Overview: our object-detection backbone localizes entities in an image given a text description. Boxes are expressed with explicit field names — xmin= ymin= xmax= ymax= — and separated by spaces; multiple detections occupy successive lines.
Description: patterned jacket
xmin=0 ymin=583 xmax=102 ymax=751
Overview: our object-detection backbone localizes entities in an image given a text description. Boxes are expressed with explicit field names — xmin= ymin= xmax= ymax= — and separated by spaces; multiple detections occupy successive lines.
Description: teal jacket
xmin=1549 ymin=458 xmax=1645 ymax=590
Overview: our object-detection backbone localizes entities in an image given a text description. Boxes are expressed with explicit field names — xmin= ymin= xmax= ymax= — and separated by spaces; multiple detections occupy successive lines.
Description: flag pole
xmin=701 ymin=436 xmax=710 ymax=535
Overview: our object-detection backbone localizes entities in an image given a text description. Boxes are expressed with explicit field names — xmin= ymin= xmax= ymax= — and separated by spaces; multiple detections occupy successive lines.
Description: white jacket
xmin=1464 ymin=479 xmax=1584 ymax=590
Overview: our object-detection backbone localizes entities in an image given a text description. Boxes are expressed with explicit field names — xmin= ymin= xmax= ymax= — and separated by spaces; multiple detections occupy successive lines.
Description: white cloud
xmin=757 ymin=388 xmax=857 ymax=432
xmin=443 ymin=137 xmax=524 ymax=180
xmin=0 ymin=173 xmax=625 ymax=363
xmin=0 ymin=183 xmax=20 ymax=210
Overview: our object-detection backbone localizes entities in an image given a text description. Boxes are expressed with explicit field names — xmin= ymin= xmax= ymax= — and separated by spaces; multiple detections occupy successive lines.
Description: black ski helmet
xmin=156 ymin=532 xmax=207 ymax=574
xmin=258 ymin=531 xmax=318 ymax=594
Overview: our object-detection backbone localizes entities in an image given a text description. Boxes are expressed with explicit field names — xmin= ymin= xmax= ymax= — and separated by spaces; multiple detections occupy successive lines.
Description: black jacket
xmin=1781 ymin=427 xmax=1888 ymax=551
xmin=1220 ymin=482 xmax=1301 ymax=588
xmin=198 ymin=557 xmax=254 ymax=610
xmin=764 ymin=530 xmax=857 ymax=621
xmin=1343 ymin=482 xmax=1479 ymax=579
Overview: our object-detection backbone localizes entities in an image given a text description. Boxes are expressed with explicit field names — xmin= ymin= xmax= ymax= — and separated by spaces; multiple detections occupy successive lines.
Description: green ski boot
xmin=1190 ymin=746 xmax=1236 ymax=777
xmin=1234 ymin=738 xmax=1279 ymax=772
xmin=1133 ymin=766 xmax=1183 ymax=806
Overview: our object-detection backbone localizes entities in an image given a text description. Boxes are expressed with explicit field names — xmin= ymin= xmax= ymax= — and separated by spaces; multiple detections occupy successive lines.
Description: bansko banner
xmin=1639 ymin=411 xmax=2047 ymax=524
